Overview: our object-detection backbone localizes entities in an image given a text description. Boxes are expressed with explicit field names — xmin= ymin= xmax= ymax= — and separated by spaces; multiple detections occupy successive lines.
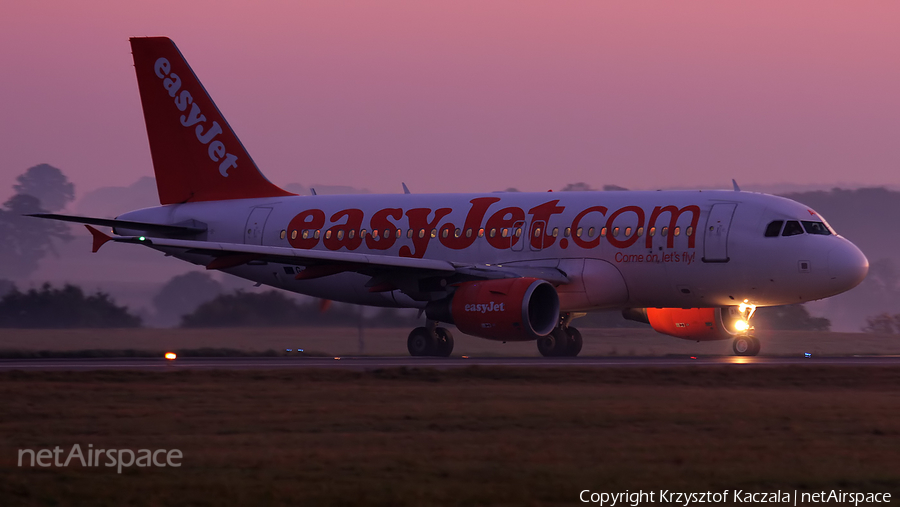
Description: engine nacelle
xmin=426 ymin=278 xmax=560 ymax=341
xmin=623 ymin=307 xmax=744 ymax=341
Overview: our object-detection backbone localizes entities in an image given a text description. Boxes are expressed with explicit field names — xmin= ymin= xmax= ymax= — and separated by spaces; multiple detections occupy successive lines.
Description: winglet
xmin=85 ymin=225 xmax=113 ymax=253
xmin=732 ymin=179 xmax=741 ymax=192
xmin=402 ymin=182 xmax=411 ymax=194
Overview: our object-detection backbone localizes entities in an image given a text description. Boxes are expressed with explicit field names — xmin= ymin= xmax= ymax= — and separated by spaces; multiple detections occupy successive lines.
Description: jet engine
xmin=623 ymin=307 xmax=744 ymax=341
xmin=426 ymin=278 xmax=560 ymax=341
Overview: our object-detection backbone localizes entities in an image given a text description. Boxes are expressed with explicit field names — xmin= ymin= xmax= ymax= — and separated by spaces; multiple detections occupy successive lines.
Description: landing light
xmin=164 ymin=352 xmax=176 ymax=360
xmin=138 ymin=236 xmax=146 ymax=241
xmin=734 ymin=320 xmax=750 ymax=332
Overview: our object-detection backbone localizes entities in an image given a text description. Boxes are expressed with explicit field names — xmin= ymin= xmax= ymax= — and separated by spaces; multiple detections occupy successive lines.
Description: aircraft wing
xmin=88 ymin=227 xmax=570 ymax=286
xmin=28 ymin=213 xmax=206 ymax=236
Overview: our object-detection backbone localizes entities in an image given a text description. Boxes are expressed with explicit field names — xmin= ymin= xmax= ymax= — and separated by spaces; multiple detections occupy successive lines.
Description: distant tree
xmin=560 ymin=182 xmax=595 ymax=192
xmin=13 ymin=164 xmax=75 ymax=212
xmin=181 ymin=290 xmax=347 ymax=327
xmin=0 ymin=194 xmax=73 ymax=279
xmin=861 ymin=313 xmax=900 ymax=334
xmin=153 ymin=272 xmax=223 ymax=327
xmin=0 ymin=280 xmax=13 ymax=297
xmin=502 ymin=188 xmax=521 ymax=193
xmin=602 ymin=184 xmax=629 ymax=191
xmin=753 ymin=304 xmax=831 ymax=331
xmin=0 ymin=283 xmax=141 ymax=328
xmin=365 ymin=307 xmax=421 ymax=328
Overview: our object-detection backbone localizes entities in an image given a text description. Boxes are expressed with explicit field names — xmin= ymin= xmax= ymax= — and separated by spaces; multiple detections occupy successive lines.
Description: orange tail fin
xmin=130 ymin=37 xmax=294 ymax=204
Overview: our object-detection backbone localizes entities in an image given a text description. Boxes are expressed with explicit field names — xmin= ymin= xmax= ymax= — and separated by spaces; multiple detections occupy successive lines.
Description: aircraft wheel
xmin=732 ymin=336 xmax=758 ymax=356
xmin=435 ymin=327 xmax=454 ymax=357
xmin=408 ymin=327 xmax=435 ymax=356
xmin=749 ymin=336 xmax=761 ymax=356
xmin=537 ymin=328 xmax=569 ymax=357
xmin=565 ymin=327 xmax=583 ymax=357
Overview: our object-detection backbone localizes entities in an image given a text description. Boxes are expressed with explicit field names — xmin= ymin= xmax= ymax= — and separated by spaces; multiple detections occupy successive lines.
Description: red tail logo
xmin=131 ymin=37 xmax=293 ymax=204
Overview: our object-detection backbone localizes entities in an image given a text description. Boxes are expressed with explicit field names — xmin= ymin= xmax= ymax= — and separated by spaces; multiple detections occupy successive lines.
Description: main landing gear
xmin=407 ymin=323 xmax=454 ymax=357
xmin=537 ymin=313 xmax=583 ymax=357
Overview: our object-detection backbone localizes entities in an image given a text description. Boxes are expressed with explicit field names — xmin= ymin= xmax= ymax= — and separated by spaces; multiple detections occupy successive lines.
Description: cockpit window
xmin=802 ymin=221 xmax=832 ymax=236
xmin=764 ymin=220 xmax=783 ymax=237
xmin=782 ymin=220 xmax=804 ymax=237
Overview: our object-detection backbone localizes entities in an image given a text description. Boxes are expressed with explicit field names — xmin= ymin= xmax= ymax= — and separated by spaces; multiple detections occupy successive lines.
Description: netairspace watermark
xmin=18 ymin=444 xmax=182 ymax=474
xmin=579 ymin=490 xmax=892 ymax=507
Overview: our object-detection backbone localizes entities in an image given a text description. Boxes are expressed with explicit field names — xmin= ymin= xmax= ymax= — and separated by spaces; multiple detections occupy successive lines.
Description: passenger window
xmin=613 ymin=227 xmax=619 ymax=237
xmin=314 ymin=230 xmax=320 ymax=239
xmin=782 ymin=221 xmax=804 ymax=237
xmin=407 ymin=229 xmax=413 ymax=239
xmin=455 ymin=228 xmax=461 ymax=238
xmin=564 ymin=227 xmax=571 ymax=238
xmin=625 ymin=227 xmax=632 ymax=236
xmin=489 ymin=228 xmax=497 ymax=238
xmin=291 ymin=230 xmax=298 ymax=240
xmin=325 ymin=230 xmax=332 ymax=239
xmin=442 ymin=229 xmax=449 ymax=238
xmin=673 ymin=226 xmax=680 ymax=237
xmin=587 ymin=227 xmax=595 ymax=238
xmin=280 ymin=230 xmax=286 ymax=240
xmin=551 ymin=227 xmax=558 ymax=237
xmin=601 ymin=227 xmax=607 ymax=237
xmin=637 ymin=227 xmax=643 ymax=237
xmin=576 ymin=227 xmax=583 ymax=237
xmin=764 ymin=220 xmax=783 ymax=237
xmin=686 ymin=226 xmax=693 ymax=237
xmin=302 ymin=230 xmax=309 ymax=240
xmin=802 ymin=221 xmax=832 ymax=236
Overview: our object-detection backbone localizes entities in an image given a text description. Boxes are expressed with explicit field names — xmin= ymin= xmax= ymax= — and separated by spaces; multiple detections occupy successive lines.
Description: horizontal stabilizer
xmin=28 ymin=214 xmax=206 ymax=236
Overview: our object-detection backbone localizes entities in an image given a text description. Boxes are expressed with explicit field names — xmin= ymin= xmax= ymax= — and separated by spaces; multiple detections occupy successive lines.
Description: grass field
xmin=1 ymin=326 xmax=899 ymax=357
xmin=1 ymin=366 xmax=899 ymax=506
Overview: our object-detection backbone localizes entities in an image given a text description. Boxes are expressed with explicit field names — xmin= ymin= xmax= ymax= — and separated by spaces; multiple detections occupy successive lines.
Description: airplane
xmin=34 ymin=37 xmax=869 ymax=357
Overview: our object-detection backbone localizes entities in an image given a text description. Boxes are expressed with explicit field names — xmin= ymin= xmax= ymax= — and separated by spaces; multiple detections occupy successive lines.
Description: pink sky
xmin=2 ymin=1 xmax=899 ymax=202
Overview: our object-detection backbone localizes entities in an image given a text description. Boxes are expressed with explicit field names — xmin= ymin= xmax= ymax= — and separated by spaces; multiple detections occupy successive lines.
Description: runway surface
xmin=2 ymin=355 xmax=900 ymax=371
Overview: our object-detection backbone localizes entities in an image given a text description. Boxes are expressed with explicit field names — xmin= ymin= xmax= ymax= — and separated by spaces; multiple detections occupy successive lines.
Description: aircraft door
xmin=702 ymin=203 xmax=737 ymax=262
xmin=511 ymin=220 xmax=526 ymax=251
xmin=245 ymin=207 xmax=272 ymax=245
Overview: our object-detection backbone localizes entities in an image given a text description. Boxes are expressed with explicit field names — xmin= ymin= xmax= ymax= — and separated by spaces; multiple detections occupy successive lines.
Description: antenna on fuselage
xmin=310 ymin=188 xmax=317 ymax=196
xmin=732 ymin=179 xmax=741 ymax=192
xmin=402 ymin=182 xmax=411 ymax=194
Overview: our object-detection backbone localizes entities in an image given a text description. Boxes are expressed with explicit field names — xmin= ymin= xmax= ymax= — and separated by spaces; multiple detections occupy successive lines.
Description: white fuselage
xmin=118 ymin=189 xmax=868 ymax=312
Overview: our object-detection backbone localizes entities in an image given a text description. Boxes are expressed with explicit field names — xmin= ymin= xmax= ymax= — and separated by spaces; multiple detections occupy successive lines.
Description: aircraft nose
xmin=828 ymin=241 xmax=868 ymax=291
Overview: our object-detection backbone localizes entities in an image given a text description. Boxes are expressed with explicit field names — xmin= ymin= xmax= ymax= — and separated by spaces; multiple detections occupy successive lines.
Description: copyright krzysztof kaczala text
xmin=579 ymin=490 xmax=892 ymax=506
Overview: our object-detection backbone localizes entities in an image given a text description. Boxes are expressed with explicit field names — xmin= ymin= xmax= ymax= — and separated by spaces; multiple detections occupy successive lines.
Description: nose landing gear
xmin=731 ymin=301 xmax=760 ymax=356
xmin=732 ymin=335 xmax=761 ymax=356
